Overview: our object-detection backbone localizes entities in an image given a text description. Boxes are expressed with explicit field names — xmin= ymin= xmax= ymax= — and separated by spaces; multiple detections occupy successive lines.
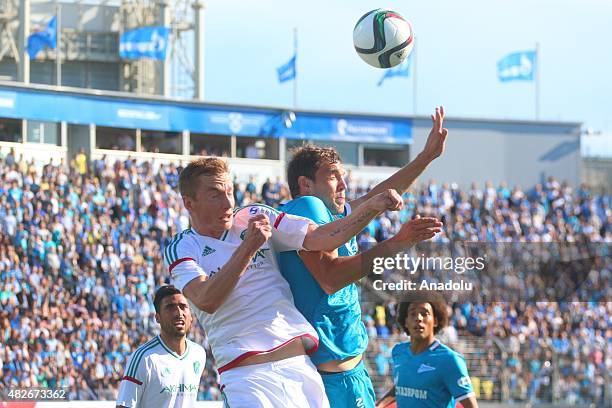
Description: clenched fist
xmin=390 ymin=215 xmax=443 ymax=246
xmin=243 ymin=214 xmax=272 ymax=249
xmin=370 ymin=189 xmax=404 ymax=213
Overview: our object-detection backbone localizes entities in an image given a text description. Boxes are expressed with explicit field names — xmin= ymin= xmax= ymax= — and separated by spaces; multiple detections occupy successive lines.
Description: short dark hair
xmin=179 ymin=157 xmax=229 ymax=198
xmin=287 ymin=144 xmax=341 ymax=198
xmin=153 ymin=285 xmax=182 ymax=314
xmin=396 ymin=290 xmax=449 ymax=336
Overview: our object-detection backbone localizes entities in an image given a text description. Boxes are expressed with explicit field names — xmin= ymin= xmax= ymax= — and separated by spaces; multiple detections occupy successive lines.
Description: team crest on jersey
xmin=193 ymin=361 xmax=201 ymax=374
xmin=457 ymin=376 xmax=472 ymax=387
xmin=202 ymin=245 xmax=216 ymax=256
xmin=417 ymin=363 xmax=436 ymax=373
xmin=162 ymin=367 xmax=171 ymax=377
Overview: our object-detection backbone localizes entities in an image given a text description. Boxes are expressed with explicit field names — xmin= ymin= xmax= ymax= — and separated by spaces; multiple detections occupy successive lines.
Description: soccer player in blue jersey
xmin=376 ymin=291 xmax=478 ymax=408
xmin=279 ymin=107 xmax=449 ymax=407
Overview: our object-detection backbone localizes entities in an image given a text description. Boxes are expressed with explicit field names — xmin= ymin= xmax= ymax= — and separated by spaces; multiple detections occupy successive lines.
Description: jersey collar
xmin=157 ymin=335 xmax=191 ymax=360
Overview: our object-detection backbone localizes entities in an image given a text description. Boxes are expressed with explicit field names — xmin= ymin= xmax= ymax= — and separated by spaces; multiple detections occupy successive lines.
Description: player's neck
xmin=159 ymin=332 xmax=188 ymax=356
xmin=410 ymin=336 xmax=436 ymax=355
xmin=191 ymin=220 xmax=226 ymax=240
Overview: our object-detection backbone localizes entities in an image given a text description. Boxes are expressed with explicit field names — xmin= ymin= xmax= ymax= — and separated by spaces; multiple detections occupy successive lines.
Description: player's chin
xmin=333 ymin=198 xmax=345 ymax=212
xmin=217 ymin=218 xmax=232 ymax=232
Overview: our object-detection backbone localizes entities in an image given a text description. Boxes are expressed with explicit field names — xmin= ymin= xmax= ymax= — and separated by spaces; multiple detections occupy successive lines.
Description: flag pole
xmin=56 ymin=2 xmax=61 ymax=87
xmin=535 ymin=42 xmax=540 ymax=120
xmin=293 ymin=27 xmax=298 ymax=109
xmin=412 ymin=35 xmax=417 ymax=115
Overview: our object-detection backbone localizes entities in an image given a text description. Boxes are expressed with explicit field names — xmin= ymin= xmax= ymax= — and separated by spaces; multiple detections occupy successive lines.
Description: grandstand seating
xmin=0 ymin=152 xmax=609 ymax=404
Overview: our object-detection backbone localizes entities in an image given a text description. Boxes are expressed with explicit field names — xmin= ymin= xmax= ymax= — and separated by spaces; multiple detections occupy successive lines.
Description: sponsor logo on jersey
xmin=249 ymin=206 xmax=258 ymax=215
xmin=160 ymin=384 xmax=199 ymax=394
xmin=202 ymin=246 xmax=216 ymax=257
xmin=252 ymin=248 xmax=269 ymax=262
xmin=396 ymin=386 xmax=428 ymax=399
xmin=417 ymin=363 xmax=436 ymax=374
xmin=457 ymin=376 xmax=472 ymax=388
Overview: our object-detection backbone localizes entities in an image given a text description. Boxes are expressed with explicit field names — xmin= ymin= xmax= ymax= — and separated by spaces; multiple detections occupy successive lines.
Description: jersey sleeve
xmin=163 ymin=232 xmax=207 ymax=291
xmin=284 ymin=196 xmax=335 ymax=226
xmin=390 ymin=343 xmax=403 ymax=383
xmin=443 ymin=352 xmax=475 ymax=402
xmin=237 ymin=205 xmax=312 ymax=252
xmin=116 ymin=352 xmax=148 ymax=407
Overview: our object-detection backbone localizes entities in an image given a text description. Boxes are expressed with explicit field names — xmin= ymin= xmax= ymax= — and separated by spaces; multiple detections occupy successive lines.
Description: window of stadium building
xmin=96 ymin=126 xmax=137 ymax=151
xmin=141 ymin=130 xmax=181 ymax=154
xmin=190 ymin=133 xmax=231 ymax=157
xmin=363 ymin=144 xmax=409 ymax=167
xmin=26 ymin=120 xmax=60 ymax=145
xmin=285 ymin=139 xmax=358 ymax=165
xmin=0 ymin=118 xmax=22 ymax=143
xmin=236 ymin=137 xmax=279 ymax=160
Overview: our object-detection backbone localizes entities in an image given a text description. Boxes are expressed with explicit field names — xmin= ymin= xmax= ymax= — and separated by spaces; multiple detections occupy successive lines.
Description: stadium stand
xmin=0 ymin=152 xmax=609 ymax=405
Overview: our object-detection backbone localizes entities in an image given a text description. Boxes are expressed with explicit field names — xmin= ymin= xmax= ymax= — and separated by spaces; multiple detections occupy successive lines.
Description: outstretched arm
xmin=302 ymin=189 xmax=402 ymax=252
xmin=300 ymin=216 xmax=442 ymax=294
xmin=350 ymin=106 xmax=449 ymax=210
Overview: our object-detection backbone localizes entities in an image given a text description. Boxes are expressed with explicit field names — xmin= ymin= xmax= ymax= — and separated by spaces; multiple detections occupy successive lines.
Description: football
xmin=353 ymin=9 xmax=414 ymax=68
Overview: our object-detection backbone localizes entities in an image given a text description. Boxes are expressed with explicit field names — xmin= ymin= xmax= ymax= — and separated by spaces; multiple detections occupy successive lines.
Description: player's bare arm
xmin=300 ymin=216 xmax=442 ymax=294
xmin=302 ymin=188 xmax=403 ymax=251
xmin=375 ymin=386 xmax=396 ymax=408
xmin=460 ymin=395 xmax=479 ymax=408
xmin=349 ymin=106 xmax=449 ymax=210
xmin=182 ymin=214 xmax=271 ymax=314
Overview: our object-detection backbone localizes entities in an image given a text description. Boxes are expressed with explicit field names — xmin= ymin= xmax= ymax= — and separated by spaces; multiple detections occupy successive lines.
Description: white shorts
xmin=219 ymin=354 xmax=330 ymax=408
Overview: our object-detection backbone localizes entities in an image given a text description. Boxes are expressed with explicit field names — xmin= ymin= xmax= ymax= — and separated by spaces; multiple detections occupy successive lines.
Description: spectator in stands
xmin=0 ymin=151 xmax=608 ymax=405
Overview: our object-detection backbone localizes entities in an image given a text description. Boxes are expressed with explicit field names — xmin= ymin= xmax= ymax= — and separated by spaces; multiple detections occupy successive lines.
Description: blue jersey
xmin=392 ymin=340 xmax=474 ymax=408
xmin=279 ymin=196 xmax=368 ymax=365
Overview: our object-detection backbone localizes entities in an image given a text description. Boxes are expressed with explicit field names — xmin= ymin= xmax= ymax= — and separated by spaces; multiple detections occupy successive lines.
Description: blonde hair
xmin=179 ymin=158 xmax=229 ymax=198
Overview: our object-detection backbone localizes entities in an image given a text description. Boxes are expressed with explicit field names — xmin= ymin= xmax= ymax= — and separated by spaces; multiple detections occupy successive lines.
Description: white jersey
xmin=116 ymin=335 xmax=206 ymax=408
xmin=165 ymin=204 xmax=319 ymax=374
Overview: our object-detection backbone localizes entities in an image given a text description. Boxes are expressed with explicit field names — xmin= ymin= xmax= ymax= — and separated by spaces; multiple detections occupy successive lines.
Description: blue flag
xmin=27 ymin=16 xmax=57 ymax=59
xmin=377 ymin=57 xmax=411 ymax=86
xmin=277 ymin=55 xmax=296 ymax=83
xmin=119 ymin=26 xmax=170 ymax=60
xmin=497 ymin=50 xmax=536 ymax=81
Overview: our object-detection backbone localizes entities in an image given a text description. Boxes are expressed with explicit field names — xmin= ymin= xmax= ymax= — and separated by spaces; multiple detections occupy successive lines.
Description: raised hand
xmin=243 ymin=214 xmax=272 ymax=250
xmin=422 ymin=106 xmax=449 ymax=161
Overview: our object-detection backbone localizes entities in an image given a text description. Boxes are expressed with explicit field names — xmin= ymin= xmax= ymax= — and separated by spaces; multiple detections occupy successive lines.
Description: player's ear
xmin=297 ymin=176 xmax=313 ymax=195
xmin=182 ymin=195 xmax=193 ymax=212
xmin=155 ymin=313 xmax=161 ymax=324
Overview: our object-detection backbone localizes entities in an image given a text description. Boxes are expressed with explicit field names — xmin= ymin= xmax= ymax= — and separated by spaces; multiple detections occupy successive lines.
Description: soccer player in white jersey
xmin=164 ymin=158 xmax=406 ymax=408
xmin=116 ymin=285 xmax=206 ymax=408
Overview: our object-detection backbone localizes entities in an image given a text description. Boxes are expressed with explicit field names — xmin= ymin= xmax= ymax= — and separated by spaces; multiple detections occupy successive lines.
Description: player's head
xmin=154 ymin=285 xmax=193 ymax=338
xmin=397 ymin=290 xmax=448 ymax=341
xmin=179 ymin=158 xmax=234 ymax=235
xmin=287 ymin=144 xmax=346 ymax=214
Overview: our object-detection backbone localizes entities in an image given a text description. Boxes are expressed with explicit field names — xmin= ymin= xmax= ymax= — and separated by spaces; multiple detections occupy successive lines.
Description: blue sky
xmin=189 ymin=0 xmax=611 ymax=154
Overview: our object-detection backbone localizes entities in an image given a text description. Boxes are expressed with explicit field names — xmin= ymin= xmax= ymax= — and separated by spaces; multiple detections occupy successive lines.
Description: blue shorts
xmin=319 ymin=360 xmax=376 ymax=408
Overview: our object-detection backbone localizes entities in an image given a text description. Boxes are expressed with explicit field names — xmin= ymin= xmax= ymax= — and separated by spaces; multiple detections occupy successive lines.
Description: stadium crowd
xmin=0 ymin=150 xmax=609 ymax=404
